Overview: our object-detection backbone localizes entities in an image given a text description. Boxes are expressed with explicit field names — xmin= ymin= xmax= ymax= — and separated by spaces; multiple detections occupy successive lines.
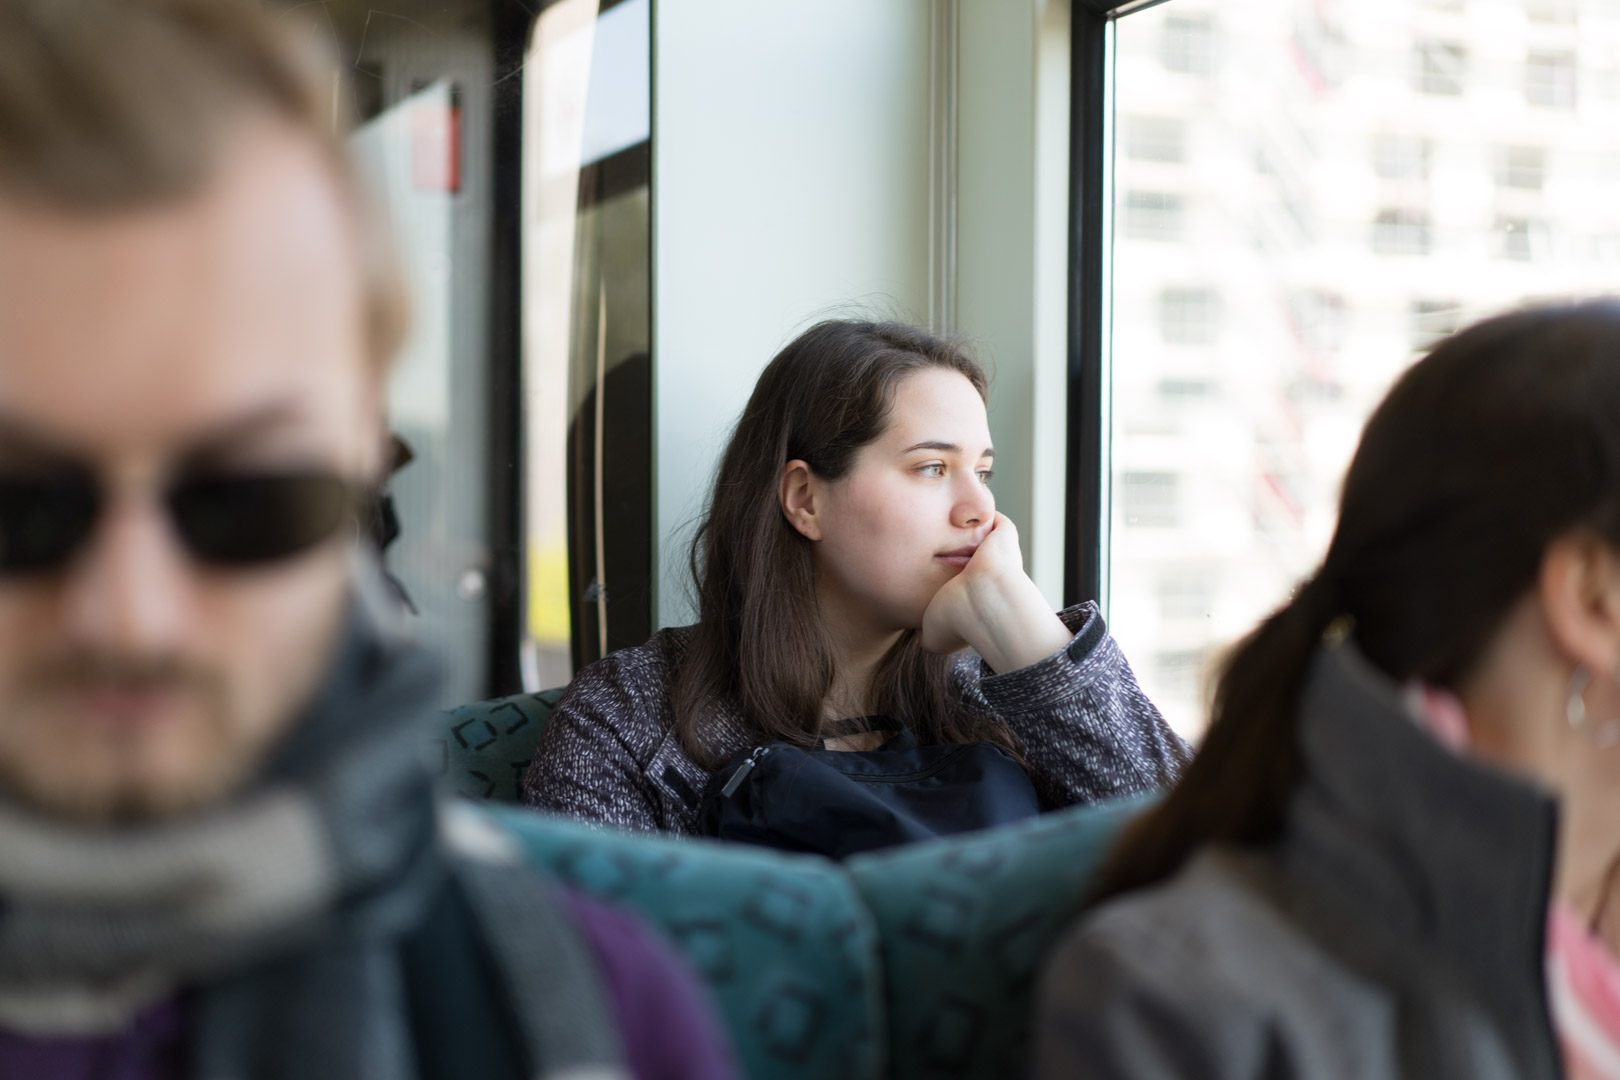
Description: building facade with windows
xmin=1109 ymin=0 xmax=1620 ymax=736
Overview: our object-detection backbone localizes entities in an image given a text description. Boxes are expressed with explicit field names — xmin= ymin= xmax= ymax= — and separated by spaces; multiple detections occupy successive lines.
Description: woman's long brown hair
xmin=669 ymin=320 xmax=1024 ymax=768
xmin=1090 ymin=300 xmax=1620 ymax=903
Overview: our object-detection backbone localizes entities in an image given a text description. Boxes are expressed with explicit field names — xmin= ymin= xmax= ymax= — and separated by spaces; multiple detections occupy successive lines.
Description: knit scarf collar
xmin=0 ymin=598 xmax=442 ymax=1037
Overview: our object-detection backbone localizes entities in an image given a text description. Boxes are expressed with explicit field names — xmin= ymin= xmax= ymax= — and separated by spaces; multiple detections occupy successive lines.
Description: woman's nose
xmin=950 ymin=471 xmax=994 ymax=529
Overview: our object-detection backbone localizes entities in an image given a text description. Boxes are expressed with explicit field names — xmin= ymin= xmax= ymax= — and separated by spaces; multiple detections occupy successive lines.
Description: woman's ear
xmin=780 ymin=459 xmax=822 ymax=541
xmin=1539 ymin=531 xmax=1620 ymax=673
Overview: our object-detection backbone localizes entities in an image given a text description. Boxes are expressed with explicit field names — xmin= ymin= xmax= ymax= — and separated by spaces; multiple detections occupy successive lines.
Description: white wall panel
xmin=652 ymin=0 xmax=932 ymax=626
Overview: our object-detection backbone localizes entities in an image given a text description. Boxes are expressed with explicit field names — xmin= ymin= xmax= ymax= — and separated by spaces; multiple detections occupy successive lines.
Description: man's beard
xmin=0 ymin=651 xmax=246 ymax=825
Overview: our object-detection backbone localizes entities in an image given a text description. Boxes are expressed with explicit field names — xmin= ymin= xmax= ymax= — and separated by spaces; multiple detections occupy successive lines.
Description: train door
xmin=270 ymin=0 xmax=653 ymax=705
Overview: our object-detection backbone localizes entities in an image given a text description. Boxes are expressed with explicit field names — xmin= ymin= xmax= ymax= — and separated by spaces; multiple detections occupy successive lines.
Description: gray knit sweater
xmin=522 ymin=602 xmax=1191 ymax=835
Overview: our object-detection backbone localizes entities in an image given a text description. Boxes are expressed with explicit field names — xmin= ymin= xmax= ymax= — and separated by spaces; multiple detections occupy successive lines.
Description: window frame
xmin=1065 ymin=0 xmax=1173 ymax=608
xmin=488 ymin=0 xmax=659 ymax=697
xmin=488 ymin=1 xmax=530 ymax=696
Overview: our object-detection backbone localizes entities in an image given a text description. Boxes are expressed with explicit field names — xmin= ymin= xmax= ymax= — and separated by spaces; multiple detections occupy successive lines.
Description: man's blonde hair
xmin=0 ymin=0 xmax=408 ymax=370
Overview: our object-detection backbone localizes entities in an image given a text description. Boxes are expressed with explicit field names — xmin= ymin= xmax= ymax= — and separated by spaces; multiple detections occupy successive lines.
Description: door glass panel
xmin=523 ymin=0 xmax=653 ymax=688
xmin=318 ymin=0 xmax=498 ymax=709
xmin=1109 ymin=0 xmax=1620 ymax=738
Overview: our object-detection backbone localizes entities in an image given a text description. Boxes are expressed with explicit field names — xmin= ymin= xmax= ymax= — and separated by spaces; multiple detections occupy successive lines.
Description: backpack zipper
xmin=720 ymin=742 xmax=978 ymax=797
xmin=843 ymin=744 xmax=973 ymax=784
xmin=720 ymin=746 xmax=772 ymax=798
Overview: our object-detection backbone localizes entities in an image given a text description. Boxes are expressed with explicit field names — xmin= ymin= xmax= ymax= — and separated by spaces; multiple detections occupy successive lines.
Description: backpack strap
xmin=402 ymin=874 xmax=527 ymax=1080
xmin=438 ymin=804 xmax=630 ymax=1080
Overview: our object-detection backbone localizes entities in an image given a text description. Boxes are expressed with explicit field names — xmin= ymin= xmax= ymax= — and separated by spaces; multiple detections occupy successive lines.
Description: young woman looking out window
xmin=523 ymin=320 xmax=1190 ymax=839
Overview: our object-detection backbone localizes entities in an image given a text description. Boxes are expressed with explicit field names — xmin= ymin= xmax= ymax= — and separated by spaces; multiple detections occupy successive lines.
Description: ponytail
xmin=1087 ymin=300 xmax=1620 ymax=907
xmin=1087 ymin=572 xmax=1344 ymax=903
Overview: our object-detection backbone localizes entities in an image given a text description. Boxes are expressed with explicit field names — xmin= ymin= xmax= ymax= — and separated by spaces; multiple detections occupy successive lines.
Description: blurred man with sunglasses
xmin=0 ymin=2 xmax=736 ymax=1078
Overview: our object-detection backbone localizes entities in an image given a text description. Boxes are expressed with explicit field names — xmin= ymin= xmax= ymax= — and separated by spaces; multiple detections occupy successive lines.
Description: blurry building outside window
xmin=1527 ymin=50 xmax=1578 ymax=108
xmin=1410 ymin=299 xmax=1464 ymax=351
xmin=1494 ymin=145 xmax=1548 ymax=189
xmin=1122 ymin=471 xmax=1180 ymax=529
xmin=1108 ymin=0 xmax=1620 ymax=739
xmin=1528 ymin=0 xmax=1577 ymax=21
xmin=1496 ymin=215 xmax=1550 ymax=260
xmin=1372 ymin=133 xmax=1431 ymax=180
xmin=1159 ymin=377 xmax=1217 ymax=402
xmin=1159 ymin=287 xmax=1223 ymax=344
xmin=1125 ymin=191 xmax=1186 ymax=240
xmin=1162 ymin=14 xmax=1218 ymax=75
xmin=1128 ymin=116 xmax=1188 ymax=162
xmin=1372 ymin=209 xmax=1432 ymax=255
xmin=1417 ymin=40 xmax=1467 ymax=95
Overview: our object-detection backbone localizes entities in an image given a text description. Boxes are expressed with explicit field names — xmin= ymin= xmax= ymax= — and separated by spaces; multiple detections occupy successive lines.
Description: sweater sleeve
xmin=959 ymin=601 xmax=1191 ymax=807
xmin=522 ymin=649 xmax=666 ymax=834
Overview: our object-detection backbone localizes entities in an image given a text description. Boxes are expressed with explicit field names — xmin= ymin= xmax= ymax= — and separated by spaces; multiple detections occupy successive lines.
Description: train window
xmin=522 ymin=0 xmax=652 ymax=687
xmin=292 ymin=0 xmax=517 ymax=708
xmin=276 ymin=0 xmax=650 ymax=704
xmin=1104 ymin=0 xmax=1620 ymax=737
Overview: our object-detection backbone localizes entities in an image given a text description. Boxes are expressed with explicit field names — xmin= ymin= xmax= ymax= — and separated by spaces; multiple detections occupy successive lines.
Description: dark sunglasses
xmin=0 ymin=470 xmax=363 ymax=574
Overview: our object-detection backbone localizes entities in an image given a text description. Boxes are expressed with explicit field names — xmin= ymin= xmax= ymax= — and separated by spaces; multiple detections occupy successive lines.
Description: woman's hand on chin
xmin=920 ymin=513 xmax=1075 ymax=674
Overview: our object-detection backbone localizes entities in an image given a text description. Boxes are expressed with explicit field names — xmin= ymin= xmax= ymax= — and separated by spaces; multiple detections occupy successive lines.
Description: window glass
xmin=523 ymin=0 xmax=653 ymax=688
xmin=1109 ymin=0 xmax=1620 ymax=739
xmin=319 ymin=0 xmax=501 ymax=709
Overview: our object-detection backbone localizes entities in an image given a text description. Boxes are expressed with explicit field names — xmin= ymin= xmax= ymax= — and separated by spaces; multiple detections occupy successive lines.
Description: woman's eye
xmin=918 ymin=463 xmax=946 ymax=478
xmin=978 ymin=469 xmax=994 ymax=484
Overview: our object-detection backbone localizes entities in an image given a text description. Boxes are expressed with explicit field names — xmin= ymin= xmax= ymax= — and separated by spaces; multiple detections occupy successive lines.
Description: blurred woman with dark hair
xmin=1036 ymin=301 xmax=1620 ymax=1080
xmin=523 ymin=319 xmax=1188 ymax=852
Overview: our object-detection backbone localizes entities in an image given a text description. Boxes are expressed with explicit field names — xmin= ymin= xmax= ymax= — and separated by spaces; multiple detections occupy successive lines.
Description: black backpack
xmin=698 ymin=728 xmax=1042 ymax=859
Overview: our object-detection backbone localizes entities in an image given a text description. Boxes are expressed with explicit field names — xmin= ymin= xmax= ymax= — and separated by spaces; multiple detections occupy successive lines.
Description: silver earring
xmin=1567 ymin=664 xmax=1620 ymax=749
xmin=1568 ymin=665 xmax=1592 ymax=729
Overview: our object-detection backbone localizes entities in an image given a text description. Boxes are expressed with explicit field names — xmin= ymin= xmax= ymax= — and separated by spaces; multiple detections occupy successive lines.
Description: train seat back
xmin=845 ymin=797 xmax=1147 ymax=1080
xmin=436 ymin=688 xmax=563 ymax=801
xmin=439 ymin=692 xmax=1148 ymax=1080
xmin=481 ymin=802 xmax=885 ymax=1080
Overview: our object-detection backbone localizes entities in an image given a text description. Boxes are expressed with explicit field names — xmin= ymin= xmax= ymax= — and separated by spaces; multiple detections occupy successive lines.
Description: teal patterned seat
xmin=442 ymin=694 xmax=1148 ymax=1079
xmin=480 ymin=803 xmax=885 ymax=1080
xmin=434 ymin=688 xmax=562 ymax=801
xmin=846 ymin=795 xmax=1151 ymax=1080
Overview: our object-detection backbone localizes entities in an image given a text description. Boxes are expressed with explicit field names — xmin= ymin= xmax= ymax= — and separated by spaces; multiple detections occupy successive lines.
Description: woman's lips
xmin=936 ymin=547 xmax=978 ymax=570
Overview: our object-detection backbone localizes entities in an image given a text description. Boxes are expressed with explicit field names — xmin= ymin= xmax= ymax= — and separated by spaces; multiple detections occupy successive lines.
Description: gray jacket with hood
xmin=1035 ymin=640 xmax=1563 ymax=1080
